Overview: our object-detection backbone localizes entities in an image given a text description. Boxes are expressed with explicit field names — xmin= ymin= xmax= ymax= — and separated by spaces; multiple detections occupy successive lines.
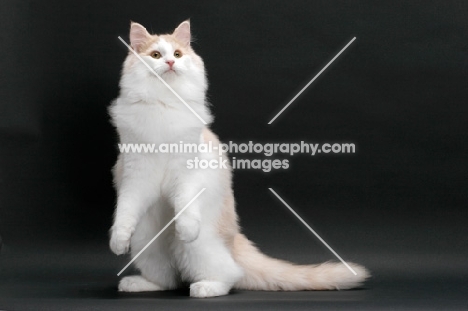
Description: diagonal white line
xmin=117 ymin=36 xmax=207 ymax=125
xmin=117 ymin=188 xmax=206 ymax=276
xmin=268 ymin=188 xmax=357 ymax=275
xmin=268 ymin=37 xmax=356 ymax=124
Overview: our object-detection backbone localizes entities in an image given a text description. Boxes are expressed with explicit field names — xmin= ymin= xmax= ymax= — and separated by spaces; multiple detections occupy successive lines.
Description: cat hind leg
xmin=118 ymin=275 xmax=164 ymax=292
xmin=190 ymin=280 xmax=231 ymax=298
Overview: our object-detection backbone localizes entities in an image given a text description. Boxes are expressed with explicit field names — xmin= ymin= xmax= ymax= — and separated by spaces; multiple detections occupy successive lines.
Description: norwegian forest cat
xmin=109 ymin=20 xmax=369 ymax=298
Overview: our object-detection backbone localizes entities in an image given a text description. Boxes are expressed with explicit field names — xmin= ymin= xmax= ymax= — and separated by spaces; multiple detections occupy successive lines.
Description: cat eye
xmin=174 ymin=50 xmax=182 ymax=58
xmin=150 ymin=51 xmax=161 ymax=59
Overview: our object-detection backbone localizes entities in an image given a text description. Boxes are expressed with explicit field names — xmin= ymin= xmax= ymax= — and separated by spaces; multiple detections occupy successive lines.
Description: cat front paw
xmin=175 ymin=217 xmax=200 ymax=243
xmin=109 ymin=226 xmax=132 ymax=255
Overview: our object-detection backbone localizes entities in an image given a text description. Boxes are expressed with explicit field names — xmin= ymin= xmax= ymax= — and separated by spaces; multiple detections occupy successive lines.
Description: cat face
xmin=142 ymin=37 xmax=190 ymax=77
xmin=127 ymin=21 xmax=204 ymax=80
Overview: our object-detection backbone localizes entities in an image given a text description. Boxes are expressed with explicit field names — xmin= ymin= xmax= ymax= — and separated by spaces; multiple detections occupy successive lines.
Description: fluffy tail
xmin=232 ymin=234 xmax=370 ymax=291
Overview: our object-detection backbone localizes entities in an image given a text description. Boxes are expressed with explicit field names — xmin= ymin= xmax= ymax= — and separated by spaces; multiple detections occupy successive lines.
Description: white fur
xmin=109 ymin=21 xmax=369 ymax=298
xmin=119 ymin=275 xmax=163 ymax=292
xmin=109 ymin=23 xmax=242 ymax=297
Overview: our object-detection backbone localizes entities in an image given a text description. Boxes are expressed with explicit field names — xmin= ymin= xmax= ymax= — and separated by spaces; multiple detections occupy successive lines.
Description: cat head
xmin=123 ymin=21 xmax=205 ymax=83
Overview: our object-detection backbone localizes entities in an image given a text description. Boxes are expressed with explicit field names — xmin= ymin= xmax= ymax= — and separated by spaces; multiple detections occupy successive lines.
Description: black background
xmin=0 ymin=0 xmax=467 ymax=310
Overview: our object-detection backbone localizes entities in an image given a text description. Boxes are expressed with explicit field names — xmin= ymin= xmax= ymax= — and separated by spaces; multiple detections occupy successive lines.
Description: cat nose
xmin=166 ymin=60 xmax=175 ymax=68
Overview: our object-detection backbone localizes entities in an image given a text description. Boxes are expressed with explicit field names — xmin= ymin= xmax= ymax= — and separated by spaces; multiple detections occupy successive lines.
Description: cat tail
xmin=232 ymin=233 xmax=370 ymax=291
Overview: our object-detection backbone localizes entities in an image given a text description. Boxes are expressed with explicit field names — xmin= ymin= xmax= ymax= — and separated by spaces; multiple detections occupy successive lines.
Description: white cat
xmin=109 ymin=21 xmax=369 ymax=298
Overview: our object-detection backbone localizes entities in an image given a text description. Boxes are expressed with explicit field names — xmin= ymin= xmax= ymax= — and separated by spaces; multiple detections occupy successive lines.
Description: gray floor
xmin=1 ymin=238 xmax=467 ymax=310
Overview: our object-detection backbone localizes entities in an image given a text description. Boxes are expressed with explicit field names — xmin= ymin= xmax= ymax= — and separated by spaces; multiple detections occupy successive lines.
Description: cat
xmin=109 ymin=20 xmax=369 ymax=298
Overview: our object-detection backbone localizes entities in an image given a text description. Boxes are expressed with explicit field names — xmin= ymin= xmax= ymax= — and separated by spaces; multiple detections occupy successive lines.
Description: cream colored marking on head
xmin=153 ymin=38 xmax=174 ymax=61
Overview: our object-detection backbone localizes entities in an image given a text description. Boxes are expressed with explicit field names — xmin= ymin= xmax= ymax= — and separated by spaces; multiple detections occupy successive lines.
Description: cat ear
xmin=129 ymin=22 xmax=152 ymax=52
xmin=173 ymin=20 xmax=191 ymax=47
